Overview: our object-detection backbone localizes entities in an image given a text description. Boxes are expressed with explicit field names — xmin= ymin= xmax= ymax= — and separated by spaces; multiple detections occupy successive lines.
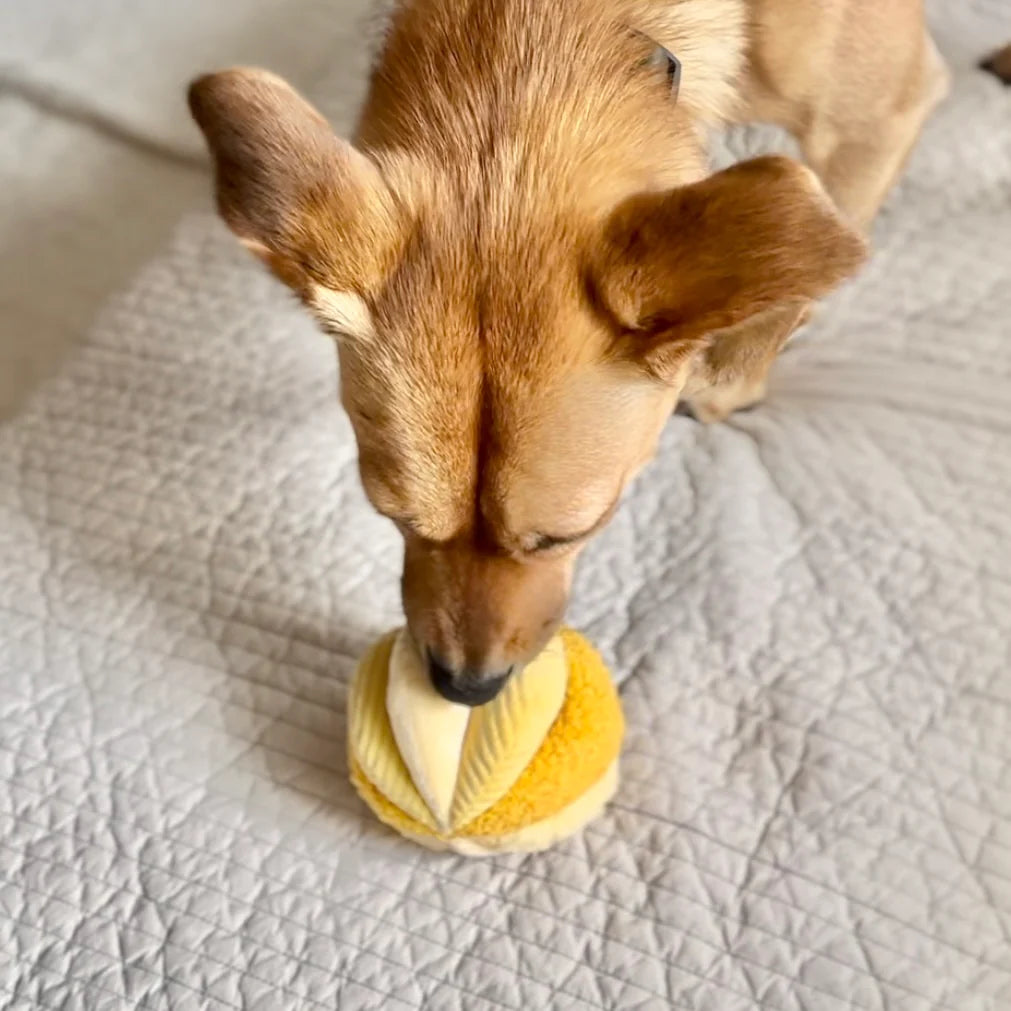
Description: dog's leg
xmin=799 ymin=33 xmax=950 ymax=229
xmin=683 ymin=11 xmax=948 ymax=423
xmin=681 ymin=302 xmax=809 ymax=423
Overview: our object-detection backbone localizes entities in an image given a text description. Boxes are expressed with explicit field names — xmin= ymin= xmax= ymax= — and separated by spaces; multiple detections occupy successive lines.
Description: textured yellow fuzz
xmin=348 ymin=628 xmax=624 ymax=854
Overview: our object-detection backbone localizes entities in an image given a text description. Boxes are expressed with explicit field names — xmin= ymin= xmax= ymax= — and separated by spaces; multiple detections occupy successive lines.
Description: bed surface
xmin=1 ymin=1 xmax=1009 ymax=1007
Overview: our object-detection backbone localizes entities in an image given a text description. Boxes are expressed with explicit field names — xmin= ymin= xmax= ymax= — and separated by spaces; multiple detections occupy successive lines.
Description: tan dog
xmin=189 ymin=0 xmax=947 ymax=704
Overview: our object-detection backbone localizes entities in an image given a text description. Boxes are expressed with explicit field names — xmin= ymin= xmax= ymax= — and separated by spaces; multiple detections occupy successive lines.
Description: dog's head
xmin=190 ymin=67 xmax=864 ymax=704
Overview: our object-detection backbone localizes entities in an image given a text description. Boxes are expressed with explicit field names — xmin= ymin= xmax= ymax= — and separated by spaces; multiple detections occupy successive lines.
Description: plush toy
xmin=348 ymin=627 xmax=624 ymax=854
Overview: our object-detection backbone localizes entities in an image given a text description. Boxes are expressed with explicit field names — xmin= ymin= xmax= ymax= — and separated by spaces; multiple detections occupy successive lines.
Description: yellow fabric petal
xmin=461 ymin=629 xmax=624 ymax=838
xmin=347 ymin=632 xmax=437 ymax=831
xmin=449 ymin=634 xmax=567 ymax=830
xmin=450 ymin=759 xmax=619 ymax=855
xmin=349 ymin=757 xmax=442 ymax=844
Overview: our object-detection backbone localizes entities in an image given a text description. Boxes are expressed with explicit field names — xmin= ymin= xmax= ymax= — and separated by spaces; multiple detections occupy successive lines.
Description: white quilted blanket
xmin=2 ymin=2 xmax=1011 ymax=1008
xmin=0 ymin=0 xmax=382 ymax=158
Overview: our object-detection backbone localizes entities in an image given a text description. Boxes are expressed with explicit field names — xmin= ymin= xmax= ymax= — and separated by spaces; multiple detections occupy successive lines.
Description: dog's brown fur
xmin=190 ymin=0 xmax=947 ymax=697
xmin=981 ymin=43 xmax=1011 ymax=85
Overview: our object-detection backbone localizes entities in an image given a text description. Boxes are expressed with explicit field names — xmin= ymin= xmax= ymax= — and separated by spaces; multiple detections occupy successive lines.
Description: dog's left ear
xmin=591 ymin=156 xmax=867 ymax=382
xmin=188 ymin=68 xmax=401 ymax=301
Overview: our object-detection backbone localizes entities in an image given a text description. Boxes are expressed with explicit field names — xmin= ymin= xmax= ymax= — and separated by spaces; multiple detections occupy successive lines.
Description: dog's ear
xmin=188 ymin=68 xmax=400 ymax=299
xmin=592 ymin=156 xmax=867 ymax=382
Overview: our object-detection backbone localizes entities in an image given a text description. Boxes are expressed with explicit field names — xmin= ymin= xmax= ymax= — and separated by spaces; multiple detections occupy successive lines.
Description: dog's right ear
xmin=188 ymin=68 xmax=401 ymax=303
xmin=590 ymin=156 xmax=867 ymax=384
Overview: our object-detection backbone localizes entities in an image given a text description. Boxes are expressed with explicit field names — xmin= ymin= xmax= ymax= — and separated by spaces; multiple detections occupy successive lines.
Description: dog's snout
xmin=427 ymin=653 xmax=512 ymax=707
xmin=402 ymin=537 xmax=571 ymax=707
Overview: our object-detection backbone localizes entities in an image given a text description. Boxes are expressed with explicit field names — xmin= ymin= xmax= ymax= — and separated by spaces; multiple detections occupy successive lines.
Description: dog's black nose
xmin=427 ymin=654 xmax=511 ymax=706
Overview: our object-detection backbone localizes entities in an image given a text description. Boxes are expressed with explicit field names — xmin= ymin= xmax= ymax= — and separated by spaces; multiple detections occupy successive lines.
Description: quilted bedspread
xmin=2 ymin=1 xmax=1010 ymax=1008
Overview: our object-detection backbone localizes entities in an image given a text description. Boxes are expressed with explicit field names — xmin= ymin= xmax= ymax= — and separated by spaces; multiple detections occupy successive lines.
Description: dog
xmin=982 ymin=42 xmax=1011 ymax=85
xmin=189 ymin=0 xmax=948 ymax=705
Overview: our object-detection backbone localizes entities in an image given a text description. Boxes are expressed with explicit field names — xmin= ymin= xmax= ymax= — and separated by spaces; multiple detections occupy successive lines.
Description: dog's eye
xmin=525 ymin=496 xmax=622 ymax=555
xmin=528 ymin=531 xmax=583 ymax=554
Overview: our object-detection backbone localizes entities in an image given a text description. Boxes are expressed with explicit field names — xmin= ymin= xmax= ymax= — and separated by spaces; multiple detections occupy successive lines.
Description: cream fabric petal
xmin=385 ymin=630 xmax=471 ymax=830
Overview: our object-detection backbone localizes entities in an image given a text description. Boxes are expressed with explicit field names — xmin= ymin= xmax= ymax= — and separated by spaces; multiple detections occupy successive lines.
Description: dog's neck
xmin=357 ymin=0 xmax=748 ymax=214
